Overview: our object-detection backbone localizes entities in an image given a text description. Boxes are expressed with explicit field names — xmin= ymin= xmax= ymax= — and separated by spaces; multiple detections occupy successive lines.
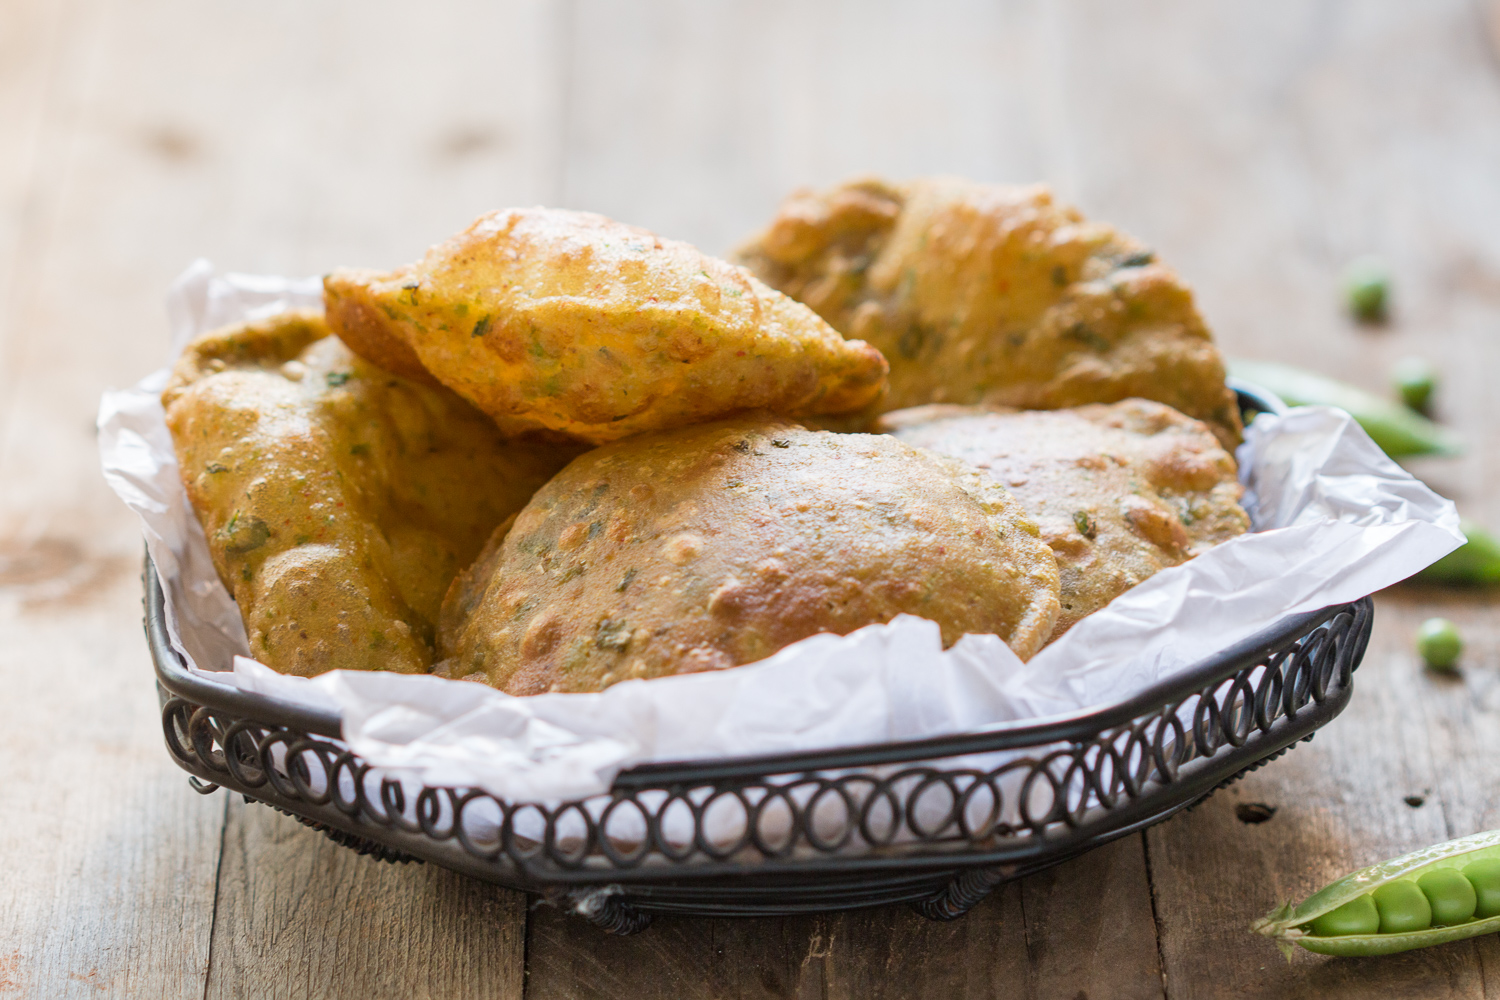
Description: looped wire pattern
xmin=153 ymin=598 xmax=1371 ymax=929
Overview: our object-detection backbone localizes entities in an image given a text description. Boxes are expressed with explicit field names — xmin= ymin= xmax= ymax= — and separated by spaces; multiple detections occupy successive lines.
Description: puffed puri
xmin=732 ymin=176 xmax=1244 ymax=451
xmin=324 ymin=207 xmax=891 ymax=445
xmin=161 ymin=308 xmax=580 ymax=677
xmin=879 ymin=398 xmax=1250 ymax=641
xmin=436 ymin=414 xmax=1063 ymax=695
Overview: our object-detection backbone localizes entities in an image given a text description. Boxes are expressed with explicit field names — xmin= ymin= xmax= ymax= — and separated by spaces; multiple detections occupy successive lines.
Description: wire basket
xmin=145 ymin=386 xmax=1375 ymax=933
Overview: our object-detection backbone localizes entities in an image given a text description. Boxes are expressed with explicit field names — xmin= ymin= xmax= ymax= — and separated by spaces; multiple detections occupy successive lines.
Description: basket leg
xmin=912 ymin=866 xmax=1015 ymax=921
xmin=564 ymin=886 xmax=653 ymax=935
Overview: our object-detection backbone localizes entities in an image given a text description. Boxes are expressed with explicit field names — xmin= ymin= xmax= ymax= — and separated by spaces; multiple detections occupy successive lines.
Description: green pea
xmin=1416 ymin=617 xmax=1463 ymax=671
xmin=1374 ymin=881 xmax=1428 ymax=935
xmin=1344 ymin=255 xmax=1390 ymax=323
xmin=1463 ymin=858 xmax=1500 ymax=918
xmin=1391 ymin=356 xmax=1437 ymax=413
xmin=1309 ymin=894 xmax=1380 ymax=937
xmin=1418 ymin=869 xmax=1477 ymax=925
xmin=1373 ymin=879 xmax=1432 ymax=933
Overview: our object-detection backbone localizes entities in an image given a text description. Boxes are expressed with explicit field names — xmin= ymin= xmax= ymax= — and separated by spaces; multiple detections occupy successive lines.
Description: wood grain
xmin=1144 ymin=612 xmax=1482 ymax=999
xmin=6 ymin=0 xmax=1500 ymax=997
xmin=1060 ymin=1 xmax=1500 ymax=996
xmin=1055 ymin=0 xmax=1500 ymax=515
xmin=524 ymin=905 xmax=820 ymax=1000
xmin=537 ymin=5 xmax=1169 ymax=995
xmin=525 ymin=837 xmax=1161 ymax=1000
xmin=0 ymin=0 xmax=70 ymax=376
xmin=204 ymin=798 xmax=525 ymax=1000
xmin=0 ymin=1 xmax=561 ymax=996
xmin=0 ymin=3 xmax=226 ymax=999
xmin=1018 ymin=837 xmax=1164 ymax=1000
xmin=524 ymin=881 xmax=1032 ymax=1000
xmin=0 ymin=584 xmax=226 ymax=1000
xmin=560 ymin=0 xmax=1066 ymax=256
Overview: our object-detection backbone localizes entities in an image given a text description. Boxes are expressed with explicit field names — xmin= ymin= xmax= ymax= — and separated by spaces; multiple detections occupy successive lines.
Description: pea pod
xmin=1416 ymin=520 xmax=1500 ymax=585
xmin=1227 ymin=359 xmax=1462 ymax=459
xmin=1253 ymin=829 xmax=1500 ymax=957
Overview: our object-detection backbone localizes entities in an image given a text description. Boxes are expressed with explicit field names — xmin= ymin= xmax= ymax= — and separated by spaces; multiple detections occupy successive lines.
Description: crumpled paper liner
xmin=100 ymin=264 xmax=1463 ymax=812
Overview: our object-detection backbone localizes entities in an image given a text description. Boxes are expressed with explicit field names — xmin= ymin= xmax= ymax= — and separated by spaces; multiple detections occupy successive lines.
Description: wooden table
xmin=5 ymin=1 xmax=1500 ymax=996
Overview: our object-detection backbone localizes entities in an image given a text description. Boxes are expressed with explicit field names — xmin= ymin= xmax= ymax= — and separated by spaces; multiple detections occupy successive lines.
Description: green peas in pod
xmin=1254 ymin=830 xmax=1500 ymax=957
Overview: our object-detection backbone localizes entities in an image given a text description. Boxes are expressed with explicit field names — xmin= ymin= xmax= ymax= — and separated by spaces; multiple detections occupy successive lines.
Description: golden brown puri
xmin=324 ymin=207 xmax=890 ymax=445
xmin=880 ymin=398 xmax=1249 ymax=640
xmin=320 ymin=279 xmax=440 ymax=386
xmin=439 ymin=414 xmax=1062 ymax=695
xmin=162 ymin=308 xmax=581 ymax=677
xmin=733 ymin=176 xmax=1243 ymax=450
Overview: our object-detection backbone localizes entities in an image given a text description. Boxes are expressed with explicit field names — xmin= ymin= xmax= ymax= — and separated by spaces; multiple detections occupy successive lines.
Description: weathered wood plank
xmin=0 ymin=0 xmax=71 ymax=377
xmin=0 ymin=3 xmax=225 ymax=999
xmin=0 ymin=1 xmax=567 ymax=996
xmin=535 ymin=3 xmax=1169 ymax=996
xmin=523 ymin=3 xmax=1184 ymax=996
xmin=524 ymin=838 xmax=1163 ymax=1000
xmin=1052 ymin=1 xmax=1500 ymax=996
xmin=0 ymin=586 xmax=227 ymax=1000
xmin=9 ymin=0 xmax=1500 ymax=998
xmin=1018 ymin=836 xmax=1164 ymax=1000
xmin=204 ymin=798 xmax=525 ymax=1000
xmin=1 ymin=0 xmax=572 ymax=490
xmin=524 ymin=882 xmax=1034 ymax=1000
xmin=524 ymin=906 xmax=817 ymax=1000
xmin=1057 ymin=0 xmax=1500 ymax=465
xmin=560 ymin=0 xmax=1067 ymax=256
xmin=814 ymin=884 xmax=1027 ymax=1000
xmin=1145 ymin=608 xmax=1482 ymax=999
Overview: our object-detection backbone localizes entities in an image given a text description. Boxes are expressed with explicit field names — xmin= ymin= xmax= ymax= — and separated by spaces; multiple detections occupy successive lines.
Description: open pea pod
xmin=1416 ymin=520 xmax=1500 ymax=585
xmin=1254 ymin=829 xmax=1500 ymax=957
xmin=1227 ymin=358 xmax=1462 ymax=459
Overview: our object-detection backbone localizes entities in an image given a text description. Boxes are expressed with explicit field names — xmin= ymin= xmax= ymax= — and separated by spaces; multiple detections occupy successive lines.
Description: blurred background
xmin=6 ymin=2 xmax=1500 ymax=996
xmin=6 ymin=0 xmax=1500 ymax=538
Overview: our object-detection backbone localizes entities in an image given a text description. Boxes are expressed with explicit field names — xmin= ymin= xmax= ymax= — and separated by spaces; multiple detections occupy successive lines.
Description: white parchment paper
xmin=99 ymin=264 xmax=1464 ymax=804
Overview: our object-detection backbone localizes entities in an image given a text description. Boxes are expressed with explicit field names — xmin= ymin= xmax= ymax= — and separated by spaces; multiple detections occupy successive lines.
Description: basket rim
xmin=148 ymin=561 xmax=1363 ymax=783
xmin=148 ymin=380 xmax=1326 ymax=788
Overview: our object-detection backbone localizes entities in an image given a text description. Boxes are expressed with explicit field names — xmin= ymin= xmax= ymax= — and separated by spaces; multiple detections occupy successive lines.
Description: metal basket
xmin=145 ymin=386 xmax=1375 ymax=933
